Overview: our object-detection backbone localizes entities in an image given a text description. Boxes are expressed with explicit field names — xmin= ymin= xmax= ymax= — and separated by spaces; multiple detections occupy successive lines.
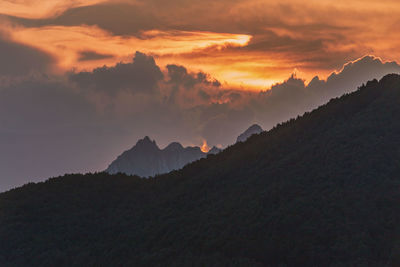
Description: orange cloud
xmin=4 ymin=23 xmax=253 ymax=86
xmin=3 ymin=0 xmax=400 ymax=90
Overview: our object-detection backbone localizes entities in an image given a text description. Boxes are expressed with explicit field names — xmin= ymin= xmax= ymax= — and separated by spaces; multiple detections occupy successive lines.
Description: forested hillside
xmin=1 ymin=74 xmax=400 ymax=266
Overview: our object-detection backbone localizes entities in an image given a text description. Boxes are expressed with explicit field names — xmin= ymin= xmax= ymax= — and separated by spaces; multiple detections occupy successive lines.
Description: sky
xmin=1 ymin=0 xmax=400 ymax=190
xmin=2 ymin=0 xmax=400 ymax=88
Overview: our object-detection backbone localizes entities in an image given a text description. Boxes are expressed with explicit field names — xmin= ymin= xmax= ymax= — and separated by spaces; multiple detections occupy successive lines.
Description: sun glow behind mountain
xmin=200 ymin=140 xmax=210 ymax=153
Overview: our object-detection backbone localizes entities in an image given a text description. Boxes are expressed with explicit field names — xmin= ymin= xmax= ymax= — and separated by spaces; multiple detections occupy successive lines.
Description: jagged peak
xmin=135 ymin=136 xmax=158 ymax=148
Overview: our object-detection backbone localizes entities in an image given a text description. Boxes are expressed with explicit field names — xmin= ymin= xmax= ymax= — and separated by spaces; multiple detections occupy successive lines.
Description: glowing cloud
xmin=3 ymin=0 xmax=400 ymax=90
xmin=5 ymin=24 xmax=251 ymax=72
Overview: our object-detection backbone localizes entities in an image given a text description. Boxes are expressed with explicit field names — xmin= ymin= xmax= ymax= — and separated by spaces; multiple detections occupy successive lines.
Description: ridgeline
xmin=2 ymin=75 xmax=400 ymax=266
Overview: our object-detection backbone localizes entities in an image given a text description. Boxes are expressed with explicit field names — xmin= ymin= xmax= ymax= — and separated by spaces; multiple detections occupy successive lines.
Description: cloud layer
xmin=3 ymin=0 xmax=400 ymax=88
xmin=1 ymin=52 xmax=399 ymax=191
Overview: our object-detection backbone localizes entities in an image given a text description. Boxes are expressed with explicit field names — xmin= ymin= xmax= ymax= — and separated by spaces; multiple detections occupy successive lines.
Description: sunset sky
xmin=2 ymin=0 xmax=400 ymax=190
xmin=2 ymin=0 xmax=400 ymax=88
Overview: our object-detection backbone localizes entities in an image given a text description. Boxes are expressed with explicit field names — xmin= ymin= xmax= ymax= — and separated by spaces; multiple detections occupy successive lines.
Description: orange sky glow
xmin=2 ymin=0 xmax=400 ymax=90
xmin=5 ymin=25 xmax=254 ymax=86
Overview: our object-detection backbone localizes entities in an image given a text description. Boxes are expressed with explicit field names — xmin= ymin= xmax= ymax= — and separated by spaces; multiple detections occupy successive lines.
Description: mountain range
xmin=2 ymin=75 xmax=400 ymax=265
xmin=106 ymin=137 xmax=212 ymax=177
xmin=106 ymin=124 xmax=263 ymax=177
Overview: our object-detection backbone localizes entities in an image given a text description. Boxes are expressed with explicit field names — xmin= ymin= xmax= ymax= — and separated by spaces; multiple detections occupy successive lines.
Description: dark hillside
xmin=2 ymin=74 xmax=400 ymax=266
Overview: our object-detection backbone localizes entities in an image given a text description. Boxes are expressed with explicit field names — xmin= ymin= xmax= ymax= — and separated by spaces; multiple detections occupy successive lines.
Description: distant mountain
xmin=3 ymin=75 xmax=400 ymax=265
xmin=208 ymin=146 xmax=222 ymax=155
xmin=236 ymin=124 xmax=264 ymax=143
xmin=106 ymin=137 xmax=207 ymax=177
xmin=106 ymin=127 xmax=240 ymax=177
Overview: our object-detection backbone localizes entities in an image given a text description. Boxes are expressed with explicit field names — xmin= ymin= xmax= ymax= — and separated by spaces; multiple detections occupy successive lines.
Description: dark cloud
xmin=5 ymin=3 xmax=162 ymax=36
xmin=1 ymin=0 xmax=379 ymax=76
xmin=242 ymin=31 xmax=325 ymax=53
xmin=166 ymin=64 xmax=221 ymax=90
xmin=1 ymin=53 xmax=400 ymax=192
xmin=0 ymin=52 xmax=239 ymax=191
xmin=78 ymin=51 xmax=114 ymax=62
xmin=198 ymin=90 xmax=211 ymax=101
xmin=253 ymin=56 xmax=400 ymax=129
xmin=0 ymin=33 xmax=53 ymax=76
xmin=69 ymin=51 xmax=163 ymax=95
xmin=324 ymin=56 xmax=400 ymax=96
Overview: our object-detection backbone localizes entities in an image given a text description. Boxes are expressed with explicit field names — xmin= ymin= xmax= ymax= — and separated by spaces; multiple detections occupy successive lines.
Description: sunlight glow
xmin=218 ymin=71 xmax=279 ymax=90
xmin=5 ymin=24 xmax=252 ymax=73
xmin=201 ymin=140 xmax=210 ymax=153
xmin=2 ymin=0 xmax=400 ymax=92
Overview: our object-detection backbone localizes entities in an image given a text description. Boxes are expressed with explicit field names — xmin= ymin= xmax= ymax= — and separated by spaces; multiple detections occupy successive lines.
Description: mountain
xmin=236 ymin=124 xmax=264 ymax=143
xmin=2 ymin=74 xmax=400 ymax=266
xmin=106 ymin=130 xmax=226 ymax=177
xmin=106 ymin=137 xmax=207 ymax=177
xmin=208 ymin=146 xmax=222 ymax=155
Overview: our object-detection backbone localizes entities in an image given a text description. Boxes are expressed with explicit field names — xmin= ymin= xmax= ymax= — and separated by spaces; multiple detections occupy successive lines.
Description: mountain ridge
xmin=106 ymin=124 xmax=262 ymax=177
xmin=2 ymin=74 xmax=400 ymax=266
xmin=106 ymin=136 xmax=207 ymax=177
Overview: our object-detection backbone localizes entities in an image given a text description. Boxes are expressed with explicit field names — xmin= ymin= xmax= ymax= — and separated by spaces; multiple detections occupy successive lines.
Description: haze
xmin=1 ymin=0 xmax=400 ymax=191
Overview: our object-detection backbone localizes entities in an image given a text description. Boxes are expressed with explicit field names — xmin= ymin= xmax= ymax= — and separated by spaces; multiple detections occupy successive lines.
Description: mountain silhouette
xmin=208 ymin=146 xmax=222 ymax=155
xmin=106 ymin=136 xmax=207 ymax=177
xmin=106 ymin=125 xmax=251 ymax=177
xmin=2 ymin=74 xmax=400 ymax=265
xmin=236 ymin=124 xmax=264 ymax=143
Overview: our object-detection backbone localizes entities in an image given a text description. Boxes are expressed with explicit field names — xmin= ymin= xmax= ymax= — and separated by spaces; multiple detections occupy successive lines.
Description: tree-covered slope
xmin=2 ymin=74 xmax=400 ymax=266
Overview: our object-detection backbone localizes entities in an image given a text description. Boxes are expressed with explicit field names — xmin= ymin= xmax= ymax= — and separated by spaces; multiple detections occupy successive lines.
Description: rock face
xmin=236 ymin=124 xmax=264 ymax=143
xmin=107 ymin=124 xmax=260 ymax=177
xmin=106 ymin=137 xmax=207 ymax=177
